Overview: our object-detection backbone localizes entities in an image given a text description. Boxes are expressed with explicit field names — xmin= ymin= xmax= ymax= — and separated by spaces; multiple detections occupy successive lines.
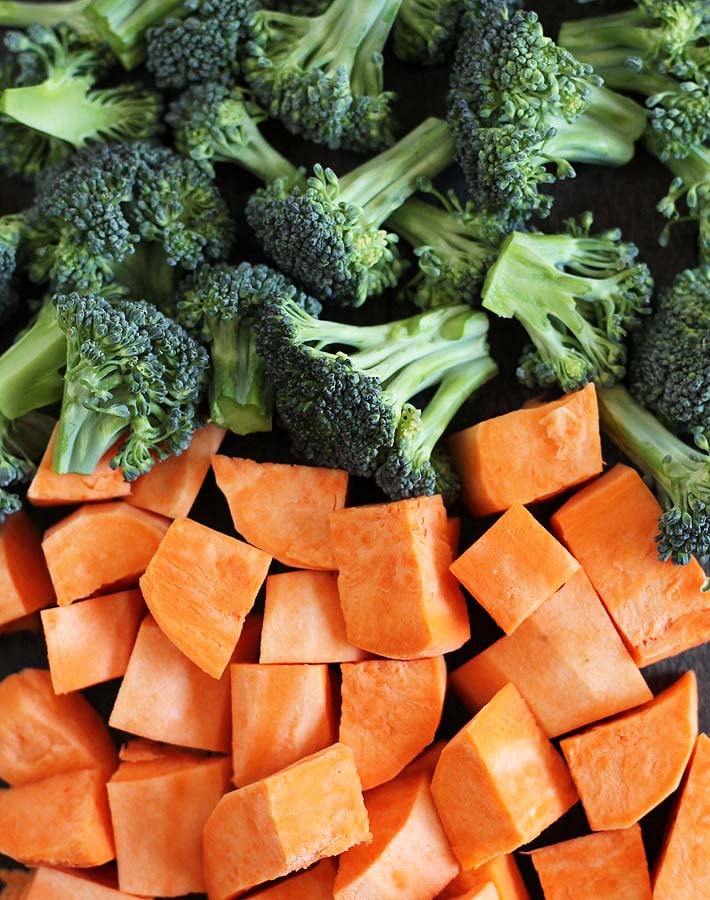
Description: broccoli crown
xmin=392 ymin=0 xmax=462 ymax=66
xmin=244 ymin=0 xmax=399 ymax=151
xmin=599 ymin=383 xmax=710 ymax=566
xmin=0 ymin=25 xmax=161 ymax=178
xmin=23 ymin=141 xmax=234 ymax=296
xmin=246 ymin=117 xmax=455 ymax=307
xmin=146 ymin=0 xmax=251 ymax=89
xmin=255 ymin=296 xmax=491 ymax=477
xmin=482 ymin=212 xmax=653 ymax=393
xmin=630 ymin=266 xmax=710 ymax=438
xmin=0 ymin=213 xmax=25 ymax=323
xmin=167 ymin=82 xmax=299 ymax=184
xmin=52 ymin=291 xmax=209 ymax=479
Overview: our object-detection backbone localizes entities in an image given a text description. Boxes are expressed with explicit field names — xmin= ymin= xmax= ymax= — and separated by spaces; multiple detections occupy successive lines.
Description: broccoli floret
xmin=263 ymin=0 xmax=331 ymax=13
xmin=0 ymin=410 xmax=55 ymax=521
xmin=387 ymin=180 xmax=513 ymax=309
xmin=599 ymin=383 xmax=710 ymax=566
xmin=23 ymin=141 xmax=234 ymax=302
xmin=393 ymin=0 xmax=462 ymax=66
xmin=448 ymin=6 xmax=647 ymax=222
xmin=243 ymin=0 xmax=400 ymax=151
xmin=246 ymin=116 xmax=456 ymax=307
xmin=630 ymin=266 xmax=710 ymax=438
xmin=255 ymin=296 xmax=492 ymax=481
xmin=375 ymin=355 xmax=497 ymax=503
xmin=167 ymin=83 xmax=301 ymax=184
xmin=481 ymin=212 xmax=653 ymax=392
xmin=0 ymin=26 xmax=161 ymax=178
xmin=176 ymin=262 xmax=321 ymax=435
xmin=0 ymin=213 xmax=25 ymax=323
xmin=52 ymin=291 xmax=209 ymax=479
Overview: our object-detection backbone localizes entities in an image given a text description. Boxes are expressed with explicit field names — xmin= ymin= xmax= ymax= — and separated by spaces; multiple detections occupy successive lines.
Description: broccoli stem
xmin=351 ymin=0 xmax=402 ymax=96
xmin=216 ymin=109 xmax=301 ymax=185
xmin=559 ymin=8 xmax=657 ymax=57
xmin=387 ymin=196 xmax=490 ymax=263
xmin=84 ymin=0 xmax=188 ymax=68
xmin=0 ymin=0 xmax=91 ymax=27
xmin=567 ymin=46 xmax=679 ymax=97
xmin=0 ymin=302 xmax=65 ymax=422
xmin=339 ymin=117 xmax=455 ymax=226
xmin=584 ymin=83 xmax=648 ymax=145
xmin=53 ymin=385 xmax=129 ymax=475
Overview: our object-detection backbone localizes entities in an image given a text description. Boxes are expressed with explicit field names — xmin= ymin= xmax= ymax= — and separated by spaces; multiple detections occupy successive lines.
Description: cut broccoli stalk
xmin=0 ymin=0 xmax=93 ymax=27
xmin=598 ymin=383 xmax=710 ymax=568
xmin=481 ymin=214 xmax=653 ymax=392
xmin=210 ymin=318 xmax=273 ymax=435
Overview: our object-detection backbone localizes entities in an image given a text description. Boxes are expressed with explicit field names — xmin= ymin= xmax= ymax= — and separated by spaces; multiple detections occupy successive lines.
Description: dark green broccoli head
xmin=630 ymin=266 xmax=710 ymax=438
xmin=393 ymin=0 xmax=462 ymax=66
xmin=0 ymin=213 xmax=25 ymax=323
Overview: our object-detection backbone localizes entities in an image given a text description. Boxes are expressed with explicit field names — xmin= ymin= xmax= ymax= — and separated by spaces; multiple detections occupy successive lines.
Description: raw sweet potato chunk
xmin=448 ymin=384 xmax=602 ymax=516
xmin=330 ymin=495 xmax=469 ymax=658
xmin=654 ymin=733 xmax=710 ymax=898
xmin=339 ymin=656 xmax=447 ymax=789
xmin=530 ymin=824 xmax=652 ymax=899
xmin=126 ymin=423 xmax=225 ymax=519
xmin=438 ymin=854 xmax=530 ymax=900
xmin=0 ymin=510 xmax=55 ymax=627
xmin=107 ymin=751 xmax=231 ymax=897
xmin=551 ymin=464 xmax=710 ymax=666
xmin=202 ymin=743 xmax=370 ymax=900
xmin=451 ymin=569 xmax=652 ymax=737
xmin=212 ymin=455 xmax=348 ymax=570
xmin=109 ymin=615 xmax=232 ymax=753
xmin=449 ymin=504 xmax=579 ymax=634
xmin=42 ymin=590 xmax=144 ymax=694
xmin=431 ymin=683 xmax=578 ymax=870
xmin=0 ymin=668 xmax=117 ymax=785
xmin=0 ymin=768 xmax=115 ymax=867
xmin=230 ymin=663 xmax=337 ymax=786
xmin=246 ymin=860 xmax=337 ymax=899
xmin=260 ymin=570 xmax=366 ymax=663
xmin=19 ymin=867 xmax=152 ymax=899
xmin=560 ymin=671 xmax=698 ymax=830
xmin=42 ymin=502 xmax=169 ymax=606
xmin=140 ymin=517 xmax=271 ymax=678
xmin=334 ymin=770 xmax=459 ymax=900
xmin=446 ymin=887 xmax=499 ymax=900
xmin=27 ymin=425 xmax=130 ymax=506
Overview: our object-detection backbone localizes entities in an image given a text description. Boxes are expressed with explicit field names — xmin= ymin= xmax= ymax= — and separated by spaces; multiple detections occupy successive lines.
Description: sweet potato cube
xmin=245 ymin=859 xmax=337 ymax=899
xmin=20 ymin=867 xmax=152 ymax=899
xmin=438 ymin=854 xmax=530 ymax=900
xmin=0 ymin=510 xmax=55 ymax=626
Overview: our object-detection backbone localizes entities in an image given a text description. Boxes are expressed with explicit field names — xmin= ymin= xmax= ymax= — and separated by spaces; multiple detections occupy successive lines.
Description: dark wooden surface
xmin=0 ymin=1 xmax=707 ymax=897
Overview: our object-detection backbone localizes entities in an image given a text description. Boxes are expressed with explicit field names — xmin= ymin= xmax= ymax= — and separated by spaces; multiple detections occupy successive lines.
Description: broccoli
xmin=23 ymin=141 xmax=234 ymax=303
xmin=243 ymin=0 xmax=401 ymax=151
xmin=0 ymin=0 xmax=190 ymax=69
xmin=448 ymin=5 xmax=647 ymax=223
xmin=255 ymin=296 xmax=493 ymax=486
xmin=246 ymin=116 xmax=456 ymax=307
xmin=598 ymin=383 xmax=710 ymax=567
xmin=393 ymin=0 xmax=462 ymax=66
xmin=0 ymin=410 xmax=55 ymax=521
xmin=481 ymin=212 xmax=653 ymax=392
xmin=0 ymin=213 xmax=24 ymax=323
xmin=387 ymin=180 xmax=512 ymax=309
xmin=263 ymin=0 xmax=331 ymax=13
xmin=176 ymin=262 xmax=321 ymax=435
xmin=0 ymin=26 xmax=161 ymax=178
xmin=167 ymin=83 xmax=301 ymax=185
xmin=630 ymin=266 xmax=710 ymax=439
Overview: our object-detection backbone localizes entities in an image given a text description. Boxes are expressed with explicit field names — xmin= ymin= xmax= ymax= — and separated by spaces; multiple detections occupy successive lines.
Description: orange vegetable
xmin=0 ymin=510 xmax=55 ymax=627
xmin=17 ymin=867 xmax=152 ymax=899
xmin=438 ymin=855 xmax=530 ymax=900
xmin=448 ymin=384 xmax=602 ymax=517
xmin=446 ymin=886 xmax=499 ymax=900
xmin=529 ymin=824 xmax=652 ymax=899
xmin=451 ymin=569 xmax=652 ymax=737
xmin=107 ymin=751 xmax=231 ymax=897
xmin=139 ymin=517 xmax=271 ymax=678
xmin=260 ymin=570 xmax=366 ymax=664
xmin=230 ymin=663 xmax=337 ymax=786
xmin=334 ymin=770 xmax=459 ymax=900
xmin=245 ymin=859 xmax=337 ymax=899
xmin=109 ymin=614 xmax=232 ymax=753
xmin=550 ymin=464 xmax=710 ymax=666
xmin=42 ymin=502 xmax=169 ymax=607
xmin=41 ymin=590 xmax=144 ymax=694
xmin=0 ymin=668 xmax=117 ymax=785
xmin=449 ymin=503 xmax=579 ymax=635
xmin=212 ymin=455 xmax=348 ymax=569
xmin=0 ymin=868 xmax=33 ymax=899
xmin=431 ymin=683 xmax=578 ymax=870
xmin=126 ymin=423 xmax=225 ymax=519
xmin=0 ymin=768 xmax=115 ymax=867
xmin=330 ymin=495 xmax=470 ymax=658
xmin=404 ymin=741 xmax=446 ymax=780
xmin=202 ymin=743 xmax=370 ymax=900
xmin=27 ymin=424 xmax=130 ymax=506
xmin=653 ymin=733 xmax=710 ymax=898
xmin=339 ymin=656 xmax=447 ymax=789
xmin=560 ymin=671 xmax=698 ymax=830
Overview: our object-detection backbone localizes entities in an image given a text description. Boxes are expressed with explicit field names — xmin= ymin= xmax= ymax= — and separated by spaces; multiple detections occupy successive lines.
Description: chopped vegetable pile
xmin=0 ymin=0 xmax=709 ymax=898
